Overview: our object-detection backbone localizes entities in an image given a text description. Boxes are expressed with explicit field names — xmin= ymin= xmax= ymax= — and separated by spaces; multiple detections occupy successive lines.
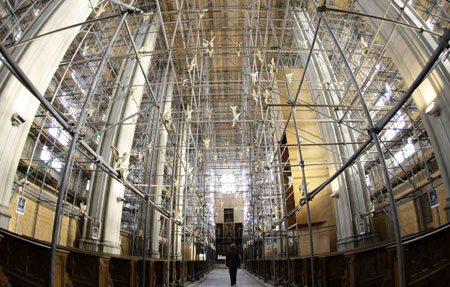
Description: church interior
xmin=0 ymin=0 xmax=449 ymax=286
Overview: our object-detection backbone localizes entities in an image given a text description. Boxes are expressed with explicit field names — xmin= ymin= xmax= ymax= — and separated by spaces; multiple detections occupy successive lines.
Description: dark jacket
xmin=226 ymin=248 xmax=241 ymax=268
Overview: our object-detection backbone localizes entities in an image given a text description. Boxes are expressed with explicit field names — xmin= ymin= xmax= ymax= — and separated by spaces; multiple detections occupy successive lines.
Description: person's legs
xmin=229 ymin=267 xmax=237 ymax=285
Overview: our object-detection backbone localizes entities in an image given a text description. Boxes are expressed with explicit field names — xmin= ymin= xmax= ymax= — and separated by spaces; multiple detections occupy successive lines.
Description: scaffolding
xmin=0 ymin=0 xmax=449 ymax=286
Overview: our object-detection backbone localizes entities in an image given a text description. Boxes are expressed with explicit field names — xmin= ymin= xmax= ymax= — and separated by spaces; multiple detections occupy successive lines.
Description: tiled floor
xmin=189 ymin=268 xmax=271 ymax=287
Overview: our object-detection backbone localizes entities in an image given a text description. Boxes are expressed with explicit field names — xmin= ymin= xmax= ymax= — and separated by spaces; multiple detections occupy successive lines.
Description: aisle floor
xmin=189 ymin=269 xmax=271 ymax=287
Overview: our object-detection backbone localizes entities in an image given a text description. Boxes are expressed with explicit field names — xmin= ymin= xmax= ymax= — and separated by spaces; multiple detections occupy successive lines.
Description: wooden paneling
xmin=0 ymin=229 xmax=212 ymax=287
xmin=246 ymin=224 xmax=450 ymax=287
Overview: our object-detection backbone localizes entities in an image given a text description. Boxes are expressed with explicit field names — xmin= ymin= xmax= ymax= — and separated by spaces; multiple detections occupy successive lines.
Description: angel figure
xmin=252 ymin=88 xmax=258 ymax=103
xmin=175 ymin=211 xmax=183 ymax=222
xmin=264 ymin=89 xmax=271 ymax=105
xmin=111 ymin=145 xmax=128 ymax=180
xmin=267 ymin=151 xmax=275 ymax=164
xmin=239 ymin=152 xmax=244 ymax=159
xmin=93 ymin=0 xmax=107 ymax=18
xmin=232 ymin=113 xmax=240 ymax=127
xmin=230 ymin=105 xmax=240 ymax=127
xmin=197 ymin=150 xmax=203 ymax=163
xmin=254 ymin=161 xmax=260 ymax=172
xmin=185 ymin=105 xmax=193 ymax=123
xmin=86 ymin=103 xmax=96 ymax=119
xmin=231 ymin=39 xmax=243 ymax=57
xmin=203 ymin=36 xmax=216 ymax=57
xmin=268 ymin=58 xmax=276 ymax=79
xmin=137 ymin=152 xmax=144 ymax=164
xmin=208 ymin=108 xmax=213 ymax=120
xmin=360 ymin=36 xmax=369 ymax=56
xmin=213 ymin=155 xmax=218 ymax=161
xmin=203 ymin=137 xmax=211 ymax=149
xmin=198 ymin=9 xmax=207 ymax=19
xmin=299 ymin=183 xmax=310 ymax=197
xmin=256 ymin=49 xmax=263 ymax=64
xmin=163 ymin=107 xmax=172 ymax=128
xmin=81 ymin=41 xmax=89 ymax=55
xmin=288 ymin=174 xmax=294 ymax=188
xmin=336 ymin=81 xmax=344 ymax=90
xmin=286 ymin=72 xmax=293 ymax=84
xmin=187 ymin=167 xmax=193 ymax=181
xmin=250 ymin=71 xmax=258 ymax=85
xmin=80 ymin=202 xmax=87 ymax=214
xmin=297 ymin=39 xmax=308 ymax=49
xmin=343 ymin=27 xmax=351 ymax=37
xmin=188 ymin=57 xmax=197 ymax=72
xmin=182 ymin=78 xmax=189 ymax=87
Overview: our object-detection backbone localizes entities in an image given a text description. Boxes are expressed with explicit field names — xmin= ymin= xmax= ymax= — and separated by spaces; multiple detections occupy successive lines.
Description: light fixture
xmin=11 ymin=112 xmax=25 ymax=126
xmin=425 ymin=101 xmax=440 ymax=116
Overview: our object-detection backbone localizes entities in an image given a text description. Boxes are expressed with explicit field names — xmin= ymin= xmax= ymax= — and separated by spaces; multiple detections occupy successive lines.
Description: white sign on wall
xmin=92 ymin=227 xmax=99 ymax=240
xmin=16 ymin=196 xmax=26 ymax=215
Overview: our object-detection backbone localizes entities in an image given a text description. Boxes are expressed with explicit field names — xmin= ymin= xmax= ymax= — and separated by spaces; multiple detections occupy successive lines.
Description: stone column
xmin=0 ymin=0 xmax=101 ymax=228
xmin=291 ymin=10 xmax=377 ymax=250
xmin=148 ymin=72 xmax=176 ymax=257
xmin=357 ymin=0 xmax=450 ymax=221
xmin=173 ymin=123 xmax=188 ymax=259
xmin=81 ymin=16 xmax=160 ymax=254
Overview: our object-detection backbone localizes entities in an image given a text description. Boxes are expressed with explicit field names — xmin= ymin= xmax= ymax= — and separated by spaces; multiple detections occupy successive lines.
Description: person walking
xmin=226 ymin=243 xmax=241 ymax=286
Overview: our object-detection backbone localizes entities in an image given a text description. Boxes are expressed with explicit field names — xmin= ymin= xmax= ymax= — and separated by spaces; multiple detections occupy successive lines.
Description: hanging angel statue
xmin=163 ymin=107 xmax=172 ymax=131
xmin=268 ymin=58 xmax=276 ymax=79
xmin=230 ymin=105 xmax=240 ymax=127
xmin=360 ymin=36 xmax=369 ymax=56
xmin=264 ymin=89 xmax=271 ymax=105
xmin=297 ymin=39 xmax=308 ymax=49
xmin=198 ymin=9 xmax=208 ymax=19
xmin=203 ymin=137 xmax=211 ymax=149
xmin=299 ymin=183 xmax=310 ymax=197
xmin=252 ymin=88 xmax=258 ymax=103
xmin=185 ymin=105 xmax=193 ymax=123
xmin=231 ymin=39 xmax=243 ymax=57
xmin=288 ymin=174 xmax=294 ymax=188
xmin=256 ymin=49 xmax=263 ymax=64
xmin=187 ymin=167 xmax=193 ymax=181
xmin=286 ymin=72 xmax=293 ymax=84
xmin=111 ymin=145 xmax=128 ymax=180
xmin=188 ymin=57 xmax=197 ymax=72
xmin=92 ymin=0 xmax=107 ymax=18
xmin=250 ymin=71 xmax=258 ymax=85
xmin=197 ymin=150 xmax=203 ymax=163
xmin=175 ymin=211 xmax=183 ymax=222
xmin=203 ymin=36 xmax=216 ymax=57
